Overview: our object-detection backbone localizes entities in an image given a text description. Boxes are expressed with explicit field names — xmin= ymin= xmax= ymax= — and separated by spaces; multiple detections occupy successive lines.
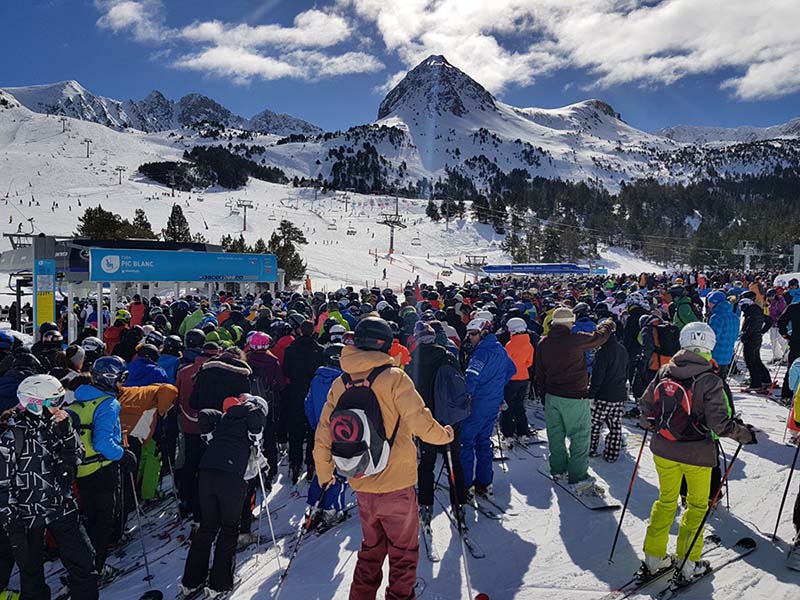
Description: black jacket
xmin=0 ymin=409 xmax=83 ymax=529
xmin=741 ymin=302 xmax=771 ymax=341
xmin=623 ymin=306 xmax=648 ymax=353
xmin=588 ymin=336 xmax=629 ymax=402
xmin=199 ymin=401 xmax=266 ymax=478
xmin=191 ymin=354 xmax=253 ymax=412
xmin=778 ymin=302 xmax=800 ymax=344
xmin=282 ymin=336 xmax=323 ymax=408
xmin=407 ymin=343 xmax=460 ymax=413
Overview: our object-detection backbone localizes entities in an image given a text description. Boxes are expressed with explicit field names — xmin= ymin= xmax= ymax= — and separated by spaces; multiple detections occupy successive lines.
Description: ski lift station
xmin=0 ymin=233 xmax=281 ymax=342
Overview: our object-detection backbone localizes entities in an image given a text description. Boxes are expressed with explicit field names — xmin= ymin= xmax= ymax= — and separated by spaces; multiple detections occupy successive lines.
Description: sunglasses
xmin=467 ymin=331 xmax=481 ymax=337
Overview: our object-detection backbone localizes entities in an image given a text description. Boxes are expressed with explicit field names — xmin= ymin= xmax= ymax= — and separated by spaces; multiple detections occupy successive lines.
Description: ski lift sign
xmin=89 ymin=248 xmax=278 ymax=282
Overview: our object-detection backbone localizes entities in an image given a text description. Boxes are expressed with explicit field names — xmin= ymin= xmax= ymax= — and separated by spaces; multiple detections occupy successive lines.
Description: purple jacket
xmin=246 ymin=350 xmax=287 ymax=394
xmin=769 ymin=296 xmax=787 ymax=324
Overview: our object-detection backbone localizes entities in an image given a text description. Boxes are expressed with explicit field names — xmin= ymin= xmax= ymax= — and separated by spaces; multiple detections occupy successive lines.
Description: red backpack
xmin=652 ymin=375 xmax=710 ymax=442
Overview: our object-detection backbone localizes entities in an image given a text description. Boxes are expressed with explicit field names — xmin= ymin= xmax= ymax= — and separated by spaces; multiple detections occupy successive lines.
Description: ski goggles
xmin=19 ymin=395 xmax=64 ymax=415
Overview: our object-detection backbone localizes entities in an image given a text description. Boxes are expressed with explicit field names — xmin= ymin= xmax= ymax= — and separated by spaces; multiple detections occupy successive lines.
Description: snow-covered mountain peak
xmin=657 ymin=117 xmax=800 ymax=144
xmin=248 ymin=108 xmax=322 ymax=136
xmin=377 ymin=54 xmax=497 ymax=120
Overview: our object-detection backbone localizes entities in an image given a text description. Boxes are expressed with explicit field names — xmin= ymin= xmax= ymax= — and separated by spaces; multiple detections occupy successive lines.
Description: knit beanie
xmin=551 ymin=307 xmax=575 ymax=326
xmin=414 ymin=321 xmax=436 ymax=345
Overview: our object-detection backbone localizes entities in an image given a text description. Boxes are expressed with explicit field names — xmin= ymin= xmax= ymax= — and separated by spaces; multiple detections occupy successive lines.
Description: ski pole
xmin=676 ymin=443 xmax=742 ymax=577
xmin=160 ymin=443 xmax=182 ymax=521
xmin=446 ymin=444 xmax=474 ymax=600
xmin=608 ymin=429 xmax=648 ymax=563
xmin=772 ymin=439 xmax=800 ymax=542
xmin=494 ymin=418 xmax=507 ymax=473
xmin=257 ymin=466 xmax=282 ymax=570
xmin=766 ymin=345 xmax=790 ymax=399
xmin=273 ymin=480 xmax=331 ymax=599
xmin=129 ymin=471 xmax=154 ymax=582
xmin=724 ymin=342 xmax=741 ymax=386
xmin=717 ymin=442 xmax=730 ymax=511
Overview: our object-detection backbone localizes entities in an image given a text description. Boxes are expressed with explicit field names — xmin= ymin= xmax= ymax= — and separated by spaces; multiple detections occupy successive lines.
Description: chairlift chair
xmin=346 ymin=223 xmax=357 ymax=236
xmin=411 ymin=235 xmax=422 ymax=246
xmin=327 ymin=222 xmax=338 ymax=231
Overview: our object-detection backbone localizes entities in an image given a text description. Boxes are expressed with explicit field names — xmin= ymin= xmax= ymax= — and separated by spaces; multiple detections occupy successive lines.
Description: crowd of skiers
xmin=0 ymin=268 xmax=798 ymax=599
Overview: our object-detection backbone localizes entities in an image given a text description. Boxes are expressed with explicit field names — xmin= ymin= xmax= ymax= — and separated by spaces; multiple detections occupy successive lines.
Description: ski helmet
xmin=249 ymin=331 xmax=272 ymax=350
xmin=573 ymin=302 xmax=591 ymax=319
xmin=353 ymin=317 xmax=393 ymax=353
xmin=679 ymin=322 xmax=716 ymax=355
xmin=115 ymin=309 xmax=132 ymax=323
xmin=136 ymin=343 xmax=160 ymax=362
xmin=706 ymin=290 xmax=727 ymax=307
xmin=81 ymin=336 xmax=106 ymax=354
xmin=162 ymin=335 xmax=184 ymax=355
xmin=668 ymin=285 xmax=686 ymax=299
xmin=144 ymin=330 xmax=165 ymax=349
xmin=506 ymin=317 xmax=528 ymax=335
xmin=323 ymin=343 xmax=345 ymax=367
xmin=41 ymin=330 xmax=64 ymax=346
xmin=91 ymin=356 xmax=127 ymax=392
xmin=38 ymin=322 xmax=59 ymax=337
xmin=329 ymin=323 xmax=347 ymax=342
xmin=0 ymin=330 xmax=17 ymax=351
xmin=185 ymin=329 xmax=206 ymax=349
xmin=17 ymin=374 xmax=65 ymax=416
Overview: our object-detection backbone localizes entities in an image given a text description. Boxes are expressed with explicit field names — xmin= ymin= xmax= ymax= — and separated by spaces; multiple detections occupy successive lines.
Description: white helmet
xmin=475 ymin=310 xmax=493 ymax=322
xmin=679 ymin=322 xmax=716 ymax=354
xmin=375 ymin=300 xmax=390 ymax=312
xmin=506 ymin=317 xmax=527 ymax=334
xmin=329 ymin=324 xmax=347 ymax=339
xmin=466 ymin=318 xmax=490 ymax=334
xmin=17 ymin=374 xmax=65 ymax=416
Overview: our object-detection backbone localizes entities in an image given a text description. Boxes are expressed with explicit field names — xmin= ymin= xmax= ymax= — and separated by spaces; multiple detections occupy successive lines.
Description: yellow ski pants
xmin=643 ymin=455 xmax=711 ymax=562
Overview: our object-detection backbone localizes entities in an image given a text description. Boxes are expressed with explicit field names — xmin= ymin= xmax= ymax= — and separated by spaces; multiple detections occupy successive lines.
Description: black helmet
xmin=163 ymin=335 xmax=184 ymax=355
xmin=323 ymin=343 xmax=345 ymax=367
xmin=573 ymin=302 xmax=591 ymax=319
xmin=125 ymin=325 xmax=145 ymax=343
xmin=668 ymin=285 xmax=686 ymax=299
xmin=136 ymin=343 xmax=160 ymax=362
xmin=270 ymin=320 xmax=292 ymax=339
xmin=287 ymin=313 xmax=306 ymax=330
xmin=353 ymin=317 xmax=393 ymax=353
xmin=144 ymin=330 xmax=165 ymax=348
xmin=91 ymin=356 xmax=127 ymax=392
xmin=185 ymin=329 xmax=206 ymax=349
xmin=740 ymin=290 xmax=757 ymax=301
xmin=38 ymin=321 xmax=59 ymax=337
xmin=594 ymin=303 xmax=610 ymax=318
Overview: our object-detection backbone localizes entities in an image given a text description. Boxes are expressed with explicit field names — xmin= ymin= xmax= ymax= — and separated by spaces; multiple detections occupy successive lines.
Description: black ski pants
xmin=287 ymin=405 xmax=314 ymax=470
xmin=262 ymin=417 xmax=278 ymax=483
xmin=7 ymin=512 xmax=98 ymax=600
xmin=417 ymin=426 xmax=466 ymax=507
xmin=742 ymin=337 xmax=771 ymax=388
xmin=501 ymin=380 xmax=530 ymax=437
xmin=182 ymin=469 xmax=247 ymax=593
xmin=179 ymin=432 xmax=203 ymax=521
xmin=77 ymin=463 xmax=120 ymax=572
xmin=794 ymin=482 xmax=800 ymax=534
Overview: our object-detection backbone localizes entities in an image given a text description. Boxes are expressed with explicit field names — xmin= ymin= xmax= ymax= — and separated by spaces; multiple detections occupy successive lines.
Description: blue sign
xmin=89 ymin=249 xmax=278 ymax=282
xmin=484 ymin=263 xmax=590 ymax=275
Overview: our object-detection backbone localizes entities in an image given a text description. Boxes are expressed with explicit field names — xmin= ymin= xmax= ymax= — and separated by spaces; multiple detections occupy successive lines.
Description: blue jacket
xmin=125 ymin=357 xmax=170 ymax=387
xmin=158 ymin=354 xmax=181 ymax=384
xmin=72 ymin=384 xmax=123 ymax=461
xmin=465 ymin=333 xmax=517 ymax=414
xmin=304 ymin=365 xmax=342 ymax=429
xmin=708 ymin=299 xmax=739 ymax=366
xmin=572 ymin=317 xmax=597 ymax=373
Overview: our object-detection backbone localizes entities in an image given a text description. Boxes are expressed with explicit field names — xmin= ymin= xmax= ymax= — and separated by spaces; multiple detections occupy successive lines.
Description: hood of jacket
xmin=74 ymin=383 xmax=114 ymax=402
xmin=710 ymin=298 xmax=734 ymax=316
xmin=199 ymin=353 xmax=252 ymax=377
xmin=339 ymin=344 xmax=394 ymax=378
xmin=664 ymin=349 xmax=714 ymax=380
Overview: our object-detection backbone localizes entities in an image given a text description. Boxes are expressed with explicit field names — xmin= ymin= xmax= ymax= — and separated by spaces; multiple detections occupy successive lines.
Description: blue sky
xmin=2 ymin=1 xmax=799 ymax=133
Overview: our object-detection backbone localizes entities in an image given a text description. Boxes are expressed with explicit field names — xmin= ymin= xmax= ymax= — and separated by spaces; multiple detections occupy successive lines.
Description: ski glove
xmin=745 ymin=424 xmax=758 ymax=445
xmin=119 ymin=448 xmax=138 ymax=474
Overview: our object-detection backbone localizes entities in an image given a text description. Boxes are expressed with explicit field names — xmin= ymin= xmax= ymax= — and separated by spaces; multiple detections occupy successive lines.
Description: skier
xmin=739 ymin=291 xmax=772 ymax=392
xmin=282 ymin=319 xmax=323 ymax=484
xmin=0 ymin=374 xmax=99 ymax=600
xmin=461 ymin=317 xmax=516 ymax=502
xmin=705 ymin=290 xmax=739 ymax=380
xmin=535 ymin=307 xmax=613 ymax=494
xmin=767 ymin=288 xmax=788 ymax=364
xmin=501 ymin=317 xmax=534 ymax=444
xmin=778 ymin=288 xmax=800 ymax=402
xmin=49 ymin=344 xmax=91 ymax=405
xmin=304 ymin=344 xmax=348 ymax=529
xmin=124 ymin=344 xmax=169 ymax=387
xmin=638 ymin=322 xmax=755 ymax=583
xmin=313 ymin=317 xmax=453 ymax=600
xmin=588 ymin=322 xmax=628 ymax=462
xmin=67 ymin=356 xmax=137 ymax=576
xmin=180 ymin=394 xmax=268 ymax=598
xmin=669 ymin=286 xmax=701 ymax=330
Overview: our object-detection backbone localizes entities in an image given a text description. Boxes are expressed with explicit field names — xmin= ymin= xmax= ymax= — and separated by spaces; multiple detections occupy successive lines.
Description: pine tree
xmin=540 ymin=222 xmax=562 ymax=262
xmin=164 ymin=204 xmax=192 ymax=242
xmin=267 ymin=219 xmax=308 ymax=281
xmin=220 ymin=234 xmax=233 ymax=251
xmin=130 ymin=208 xmax=157 ymax=239
xmin=74 ymin=206 xmax=127 ymax=239
xmin=191 ymin=232 xmax=208 ymax=243
xmin=253 ymin=237 xmax=268 ymax=254
xmin=425 ymin=199 xmax=441 ymax=221
xmin=228 ymin=234 xmax=250 ymax=253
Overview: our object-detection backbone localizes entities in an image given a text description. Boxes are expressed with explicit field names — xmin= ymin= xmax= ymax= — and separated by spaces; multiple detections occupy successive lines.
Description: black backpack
xmin=329 ymin=365 xmax=399 ymax=479
xmin=653 ymin=323 xmax=681 ymax=357
xmin=250 ymin=374 xmax=279 ymax=423
xmin=652 ymin=374 xmax=710 ymax=442
xmin=433 ymin=363 xmax=471 ymax=426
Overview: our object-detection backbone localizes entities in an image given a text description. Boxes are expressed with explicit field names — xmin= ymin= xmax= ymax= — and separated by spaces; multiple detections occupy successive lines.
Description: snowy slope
xmin=23 ymin=337 xmax=797 ymax=600
xmin=658 ymin=118 xmax=800 ymax=144
xmin=0 ymin=98 xmax=661 ymax=296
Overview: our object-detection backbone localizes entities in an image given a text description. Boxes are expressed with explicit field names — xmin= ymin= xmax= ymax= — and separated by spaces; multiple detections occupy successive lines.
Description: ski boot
xmin=787 ymin=532 xmax=800 ymax=571
xmin=98 ymin=564 xmax=121 ymax=586
xmin=571 ymin=477 xmax=605 ymax=497
xmin=675 ymin=559 xmax=711 ymax=585
xmin=290 ymin=465 xmax=301 ymax=485
xmin=640 ymin=554 xmax=673 ymax=580
xmin=237 ymin=532 xmax=259 ymax=550
xmin=419 ymin=505 xmax=433 ymax=530
xmin=177 ymin=583 xmax=204 ymax=599
xmin=475 ymin=483 xmax=493 ymax=498
xmin=464 ymin=486 xmax=477 ymax=508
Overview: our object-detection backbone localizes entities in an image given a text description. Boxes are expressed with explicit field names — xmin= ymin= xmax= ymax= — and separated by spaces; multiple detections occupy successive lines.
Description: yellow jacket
xmin=313 ymin=345 xmax=450 ymax=493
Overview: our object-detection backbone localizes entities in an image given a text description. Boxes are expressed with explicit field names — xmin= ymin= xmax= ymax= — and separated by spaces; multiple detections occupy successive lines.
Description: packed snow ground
xmin=29 ymin=335 xmax=790 ymax=600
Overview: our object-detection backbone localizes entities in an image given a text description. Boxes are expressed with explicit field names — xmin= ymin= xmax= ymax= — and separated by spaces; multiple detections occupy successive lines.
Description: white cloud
xmin=339 ymin=0 xmax=800 ymax=100
xmin=95 ymin=0 xmax=167 ymax=42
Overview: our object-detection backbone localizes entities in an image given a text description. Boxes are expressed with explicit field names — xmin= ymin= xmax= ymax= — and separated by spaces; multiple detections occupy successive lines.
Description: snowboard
xmin=537 ymin=463 xmax=620 ymax=511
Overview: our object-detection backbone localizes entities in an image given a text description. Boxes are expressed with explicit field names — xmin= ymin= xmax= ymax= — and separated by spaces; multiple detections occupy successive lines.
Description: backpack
xmin=433 ymin=363 xmax=471 ymax=426
xmin=652 ymin=375 xmax=710 ymax=442
xmin=250 ymin=374 xmax=279 ymax=423
xmin=329 ymin=365 xmax=399 ymax=479
xmin=653 ymin=323 xmax=681 ymax=357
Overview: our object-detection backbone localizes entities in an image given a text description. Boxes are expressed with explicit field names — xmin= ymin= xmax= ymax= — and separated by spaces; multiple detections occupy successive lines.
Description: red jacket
xmin=128 ymin=301 xmax=146 ymax=326
xmin=175 ymin=354 xmax=213 ymax=435
xmin=272 ymin=335 xmax=295 ymax=365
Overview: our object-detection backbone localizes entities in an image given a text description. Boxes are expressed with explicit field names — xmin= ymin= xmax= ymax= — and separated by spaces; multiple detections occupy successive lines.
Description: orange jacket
xmin=505 ymin=333 xmax=534 ymax=380
xmin=118 ymin=384 xmax=177 ymax=444
xmin=389 ymin=339 xmax=411 ymax=368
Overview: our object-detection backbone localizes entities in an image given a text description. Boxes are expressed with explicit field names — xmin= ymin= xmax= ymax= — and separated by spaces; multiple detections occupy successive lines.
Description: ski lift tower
xmin=236 ymin=199 xmax=253 ymax=231
xmin=377 ymin=196 xmax=406 ymax=254
xmin=464 ymin=255 xmax=488 ymax=281
xmin=734 ymin=241 xmax=759 ymax=270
